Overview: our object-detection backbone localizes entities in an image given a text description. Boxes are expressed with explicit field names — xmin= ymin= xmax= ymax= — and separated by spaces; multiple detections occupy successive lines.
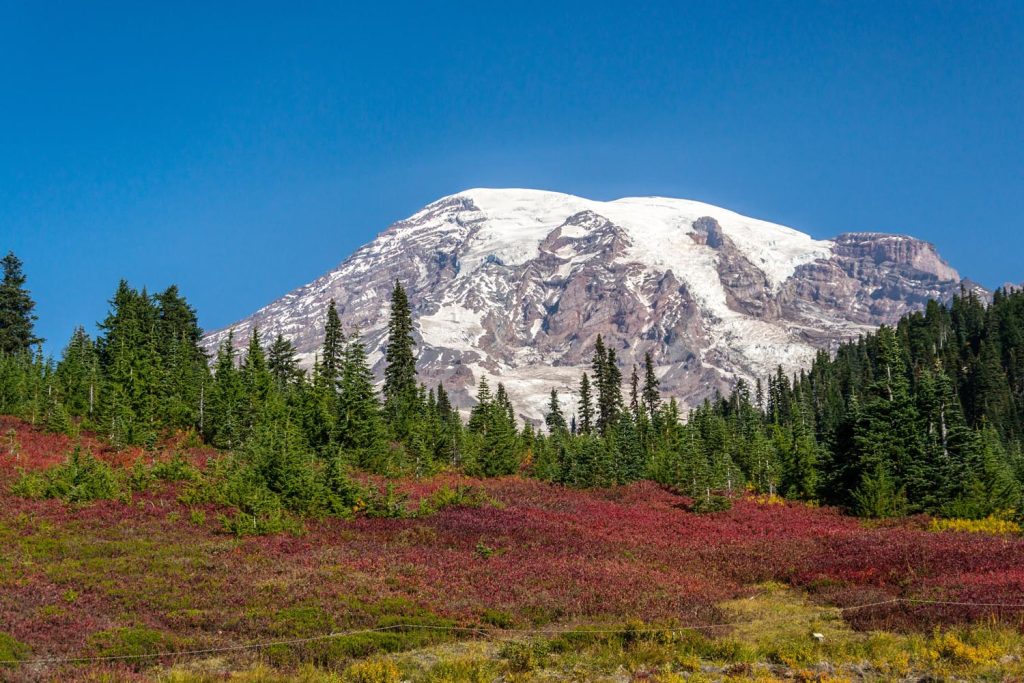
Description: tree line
xmin=1 ymin=250 xmax=1022 ymax=520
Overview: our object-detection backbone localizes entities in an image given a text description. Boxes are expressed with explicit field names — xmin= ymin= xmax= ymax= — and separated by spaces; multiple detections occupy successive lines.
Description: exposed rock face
xmin=202 ymin=189 xmax=973 ymax=421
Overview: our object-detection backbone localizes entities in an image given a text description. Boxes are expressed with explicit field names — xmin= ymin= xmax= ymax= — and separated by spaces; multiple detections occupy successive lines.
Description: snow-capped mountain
xmin=203 ymin=188 xmax=970 ymax=421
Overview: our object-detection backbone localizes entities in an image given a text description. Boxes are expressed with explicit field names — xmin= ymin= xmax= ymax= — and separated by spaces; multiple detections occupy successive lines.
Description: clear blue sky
xmin=2 ymin=1 xmax=1022 ymax=352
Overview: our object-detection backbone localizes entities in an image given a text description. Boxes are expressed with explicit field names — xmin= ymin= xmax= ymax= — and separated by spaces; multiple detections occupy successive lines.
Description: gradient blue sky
xmin=2 ymin=1 xmax=1023 ymax=352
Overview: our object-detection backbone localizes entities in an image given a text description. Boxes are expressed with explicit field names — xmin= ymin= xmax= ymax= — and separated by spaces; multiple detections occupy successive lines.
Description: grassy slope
xmin=2 ymin=417 xmax=1024 ymax=681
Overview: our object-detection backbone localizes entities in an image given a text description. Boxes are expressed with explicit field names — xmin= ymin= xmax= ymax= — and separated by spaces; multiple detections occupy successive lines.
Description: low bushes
xmin=342 ymin=658 xmax=401 ymax=683
xmin=8 ymin=426 xmax=495 ymax=536
xmin=11 ymin=446 xmax=121 ymax=503
xmin=0 ymin=632 xmax=29 ymax=667
xmin=930 ymin=513 xmax=1021 ymax=535
xmin=88 ymin=626 xmax=178 ymax=660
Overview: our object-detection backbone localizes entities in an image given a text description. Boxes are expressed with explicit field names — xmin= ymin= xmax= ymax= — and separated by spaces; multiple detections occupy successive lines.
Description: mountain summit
xmin=203 ymin=189 xmax=967 ymax=420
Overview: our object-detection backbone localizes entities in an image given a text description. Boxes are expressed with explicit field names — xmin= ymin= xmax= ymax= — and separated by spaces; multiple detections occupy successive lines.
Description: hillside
xmin=2 ymin=417 xmax=1024 ymax=681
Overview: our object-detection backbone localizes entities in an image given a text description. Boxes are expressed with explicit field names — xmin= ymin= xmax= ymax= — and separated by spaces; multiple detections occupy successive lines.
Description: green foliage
xmin=544 ymin=388 xmax=567 ymax=436
xmin=558 ymin=435 xmax=615 ymax=488
xmin=690 ymin=492 xmax=733 ymax=514
xmin=88 ymin=626 xmax=176 ymax=660
xmin=0 ymin=251 xmax=42 ymax=354
xmin=591 ymin=335 xmax=624 ymax=436
xmin=414 ymin=484 xmax=490 ymax=517
xmin=343 ymin=658 xmax=400 ymax=683
xmin=260 ymin=608 xmax=454 ymax=668
xmin=382 ymin=281 xmax=419 ymax=439
xmin=577 ymin=372 xmax=594 ymax=435
xmin=481 ymin=608 xmax=515 ymax=629
xmin=151 ymin=451 xmax=201 ymax=483
xmin=270 ymin=605 xmax=336 ymax=637
xmin=195 ymin=411 xmax=362 ymax=531
xmin=12 ymin=446 xmax=122 ymax=503
xmin=128 ymin=450 xmax=201 ymax=494
xmin=267 ymin=333 xmax=302 ymax=390
xmin=500 ymin=640 xmax=543 ymax=672
xmin=204 ymin=331 xmax=245 ymax=449
xmin=359 ymin=483 xmax=411 ymax=519
xmin=465 ymin=378 xmax=520 ymax=477
xmin=320 ymin=300 xmax=345 ymax=389
xmin=218 ymin=507 xmax=304 ymax=536
xmin=0 ymin=631 xmax=29 ymax=666
xmin=92 ymin=280 xmax=208 ymax=446
xmin=853 ymin=464 xmax=907 ymax=519
xmin=337 ymin=334 xmax=386 ymax=466
xmin=6 ymin=258 xmax=1024 ymax=526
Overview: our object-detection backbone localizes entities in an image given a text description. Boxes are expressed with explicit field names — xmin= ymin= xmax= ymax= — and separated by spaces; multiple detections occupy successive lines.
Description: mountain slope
xmin=202 ymin=189 xmax=970 ymax=421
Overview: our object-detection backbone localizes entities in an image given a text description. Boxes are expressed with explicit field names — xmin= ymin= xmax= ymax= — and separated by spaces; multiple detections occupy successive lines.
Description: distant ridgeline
xmin=0 ymin=248 xmax=1022 ymax=522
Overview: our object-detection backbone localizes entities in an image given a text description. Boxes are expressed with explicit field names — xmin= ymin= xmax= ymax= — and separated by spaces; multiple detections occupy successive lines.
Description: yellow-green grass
xmin=155 ymin=585 xmax=1024 ymax=682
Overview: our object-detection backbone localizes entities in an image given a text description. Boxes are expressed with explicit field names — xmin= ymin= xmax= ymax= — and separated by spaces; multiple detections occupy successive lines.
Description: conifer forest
xmin=1 ymin=251 xmax=1021 ymax=524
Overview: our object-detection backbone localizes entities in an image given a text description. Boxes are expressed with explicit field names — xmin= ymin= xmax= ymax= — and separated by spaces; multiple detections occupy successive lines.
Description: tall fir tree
xmin=205 ymin=332 xmax=246 ymax=449
xmin=642 ymin=351 xmax=661 ymax=434
xmin=591 ymin=335 xmax=624 ymax=435
xmin=95 ymin=281 xmax=164 ymax=445
xmin=154 ymin=285 xmax=207 ymax=430
xmin=615 ymin=411 xmax=645 ymax=483
xmin=267 ymin=333 xmax=301 ymax=390
xmin=577 ymin=372 xmax=594 ymax=435
xmin=240 ymin=327 xmax=273 ymax=426
xmin=321 ymin=300 xmax=345 ymax=388
xmin=629 ymin=364 xmax=642 ymax=421
xmin=337 ymin=331 xmax=385 ymax=465
xmin=56 ymin=326 xmax=100 ymax=419
xmin=468 ymin=376 xmax=493 ymax=433
xmin=545 ymin=388 xmax=568 ymax=435
xmin=0 ymin=252 xmax=42 ymax=355
xmin=382 ymin=281 xmax=419 ymax=437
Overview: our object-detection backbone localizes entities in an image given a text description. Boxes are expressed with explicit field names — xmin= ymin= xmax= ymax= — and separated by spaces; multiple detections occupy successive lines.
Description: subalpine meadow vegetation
xmin=2 ymin=249 xmax=1024 ymax=681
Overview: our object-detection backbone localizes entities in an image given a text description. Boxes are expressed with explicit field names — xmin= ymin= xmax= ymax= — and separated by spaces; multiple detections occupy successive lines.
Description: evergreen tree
xmin=95 ymin=281 xmax=163 ymax=445
xmin=466 ymin=376 xmax=519 ymax=476
xmin=0 ymin=252 xmax=42 ymax=354
xmin=305 ymin=354 xmax=337 ymax=452
xmin=577 ymin=373 xmax=594 ymax=435
xmin=468 ymin=376 xmax=493 ymax=434
xmin=432 ymin=382 xmax=462 ymax=466
xmin=945 ymin=426 xmax=1021 ymax=518
xmin=853 ymin=462 xmax=907 ymax=518
xmin=748 ymin=427 xmax=781 ymax=495
xmin=629 ymin=364 xmax=642 ymax=421
xmin=480 ymin=407 xmax=519 ymax=476
xmin=785 ymin=409 xmax=820 ymax=500
xmin=56 ymin=326 xmax=100 ymax=419
xmin=495 ymin=382 xmax=516 ymax=427
xmin=615 ymin=411 xmax=645 ymax=483
xmin=848 ymin=327 xmax=926 ymax=511
xmin=642 ymin=351 xmax=660 ymax=417
xmin=240 ymin=327 xmax=273 ymax=425
xmin=205 ymin=332 xmax=246 ymax=449
xmin=321 ymin=300 xmax=345 ymax=387
xmin=382 ymin=281 xmax=418 ymax=436
xmin=337 ymin=331 xmax=386 ymax=466
xmin=153 ymin=285 xmax=207 ymax=430
xmin=591 ymin=336 xmax=624 ymax=435
xmin=545 ymin=388 xmax=568 ymax=435
xmin=154 ymin=285 xmax=203 ymax=354
xmin=267 ymin=334 xmax=301 ymax=390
